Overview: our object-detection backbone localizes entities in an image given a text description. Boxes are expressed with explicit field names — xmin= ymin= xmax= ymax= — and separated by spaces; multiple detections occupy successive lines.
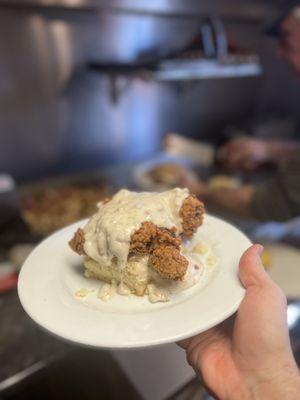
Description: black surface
xmin=0 ymin=205 xmax=39 ymax=254
xmin=0 ymin=289 xmax=73 ymax=390
xmin=2 ymin=347 xmax=140 ymax=400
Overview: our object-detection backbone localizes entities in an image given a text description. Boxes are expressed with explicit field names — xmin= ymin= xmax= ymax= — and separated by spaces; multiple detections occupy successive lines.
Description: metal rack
xmin=154 ymin=55 xmax=262 ymax=81
xmin=88 ymin=14 xmax=263 ymax=84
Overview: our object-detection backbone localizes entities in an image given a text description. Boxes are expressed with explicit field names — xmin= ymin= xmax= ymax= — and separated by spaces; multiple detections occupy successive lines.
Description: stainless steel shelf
xmin=153 ymin=56 xmax=263 ymax=81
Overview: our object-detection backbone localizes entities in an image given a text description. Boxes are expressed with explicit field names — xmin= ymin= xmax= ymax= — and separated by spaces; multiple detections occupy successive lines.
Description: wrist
xmin=248 ymin=362 xmax=300 ymax=400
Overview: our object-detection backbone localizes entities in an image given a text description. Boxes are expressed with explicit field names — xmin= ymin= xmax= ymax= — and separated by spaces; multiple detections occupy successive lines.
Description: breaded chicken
xmin=153 ymin=226 xmax=181 ymax=249
xmin=180 ymin=195 xmax=205 ymax=237
xmin=69 ymin=193 xmax=205 ymax=283
xmin=149 ymin=245 xmax=188 ymax=281
xmin=129 ymin=221 xmax=181 ymax=256
xmin=69 ymin=221 xmax=182 ymax=258
xmin=129 ymin=222 xmax=185 ymax=281
xmin=69 ymin=228 xmax=85 ymax=255
xmin=129 ymin=221 xmax=158 ymax=255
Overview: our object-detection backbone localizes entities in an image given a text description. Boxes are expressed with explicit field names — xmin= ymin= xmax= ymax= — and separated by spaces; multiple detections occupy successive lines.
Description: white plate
xmin=18 ymin=215 xmax=251 ymax=349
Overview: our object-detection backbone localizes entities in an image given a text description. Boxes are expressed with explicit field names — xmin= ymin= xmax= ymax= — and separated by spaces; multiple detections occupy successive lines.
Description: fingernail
xmin=254 ymin=243 xmax=264 ymax=255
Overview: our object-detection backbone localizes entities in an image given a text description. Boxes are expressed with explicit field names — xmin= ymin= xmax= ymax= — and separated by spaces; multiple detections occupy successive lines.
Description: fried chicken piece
xmin=69 ymin=228 xmax=85 ymax=255
xmin=71 ymin=194 xmax=204 ymax=283
xmin=153 ymin=226 xmax=181 ymax=249
xmin=129 ymin=222 xmax=181 ymax=256
xmin=149 ymin=245 xmax=188 ymax=281
xmin=180 ymin=195 xmax=205 ymax=237
xmin=130 ymin=222 xmax=186 ymax=281
xmin=129 ymin=221 xmax=158 ymax=255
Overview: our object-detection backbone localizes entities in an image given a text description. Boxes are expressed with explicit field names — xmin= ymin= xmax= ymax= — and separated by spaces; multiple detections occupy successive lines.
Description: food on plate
xmin=208 ymin=175 xmax=241 ymax=190
xmin=146 ymin=163 xmax=198 ymax=189
xmin=21 ymin=182 xmax=109 ymax=235
xmin=75 ymin=288 xmax=94 ymax=298
xmin=69 ymin=188 xmax=217 ymax=303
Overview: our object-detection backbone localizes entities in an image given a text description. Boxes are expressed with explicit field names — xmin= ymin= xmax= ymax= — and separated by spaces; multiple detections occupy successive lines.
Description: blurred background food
xmin=133 ymin=161 xmax=199 ymax=191
xmin=21 ymin=177 xmax=110 ymax=235
xmin=207 ymin=174 xmax=242 ymax=189
xmin=145 ymin=163 xmax=193 ymax=187
xmin=1 ymin=1 xmax=300 ymax=399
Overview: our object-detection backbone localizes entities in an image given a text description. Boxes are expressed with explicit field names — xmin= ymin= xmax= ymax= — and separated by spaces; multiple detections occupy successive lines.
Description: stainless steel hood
xmin=0 ymin=0 xmax=276 ymax=21
xmin=0 ymin=0 xmax=288 ymax=182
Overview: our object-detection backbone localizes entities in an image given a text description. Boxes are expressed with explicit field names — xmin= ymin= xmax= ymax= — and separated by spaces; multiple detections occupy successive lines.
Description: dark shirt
xmin=251 ymin=149 xmax=300 ymax=221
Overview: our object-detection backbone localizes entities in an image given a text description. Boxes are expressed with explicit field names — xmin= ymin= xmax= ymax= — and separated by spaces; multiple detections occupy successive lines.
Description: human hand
xmin=218 ymin=137 xmax=274 ymax=171
xmin=280 ymin=11 xmax=300 ymax=74
xmin=179 ymin=245 xmax=300 ymax=400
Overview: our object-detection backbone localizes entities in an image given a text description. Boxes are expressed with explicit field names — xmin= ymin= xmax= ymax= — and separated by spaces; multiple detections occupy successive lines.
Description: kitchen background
xmin=1 ymin=1 xmax=300 ymax=400
xmin=1 ymin=0 xmax=299 ymax=182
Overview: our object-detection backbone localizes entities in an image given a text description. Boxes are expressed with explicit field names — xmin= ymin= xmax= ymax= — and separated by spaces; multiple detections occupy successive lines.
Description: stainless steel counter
xmin=0 ymin=289 xmax=73 ymax=394
xmin=1 ymin=154 xmax=300 ymax=397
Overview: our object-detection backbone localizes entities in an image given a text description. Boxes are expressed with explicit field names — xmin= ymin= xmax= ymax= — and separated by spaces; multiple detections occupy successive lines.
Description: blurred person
xmin=179 ymin=244 xmax=300 ymax=400
xmin=167 ymin=9 xmax=300 ymax=222
xmin=219 ymin=136 xmax=298 ymax=171
xmin=171 ymin=133 xmax=300 ymax=221
xmin=279 ymin=7 xmax=300 ymax=74
xmin=203 ymin=136 xmax=300 ymax=221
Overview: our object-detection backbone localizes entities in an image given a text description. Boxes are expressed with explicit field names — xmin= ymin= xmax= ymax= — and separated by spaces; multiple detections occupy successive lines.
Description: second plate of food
xmin=18 ymin=189 xmax=250 ymax=349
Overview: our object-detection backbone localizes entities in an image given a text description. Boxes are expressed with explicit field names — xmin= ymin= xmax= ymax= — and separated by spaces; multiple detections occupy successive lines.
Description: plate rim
xmin=18 ymin=215 xmax=251 ymax=349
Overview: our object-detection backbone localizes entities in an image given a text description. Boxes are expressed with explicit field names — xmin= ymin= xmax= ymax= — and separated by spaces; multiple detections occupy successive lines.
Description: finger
xmin=225 ymin=138 xmax=248 ymax=153
xmin=177 ymin=338 xmax=190 ymax=349
xmin=177 ymin=323 xmax=227 ymax=352
xmin=239 ymin=244 xmax=271 ymax=289
xmin=221 ymin=137 xmax=249 ymax=153
xmin=177 ymin=326 xmax=218 ymax=350
xmin=243 ymin=160 xmax=258 ymax=171
xmin=227 ymin=150 xmax=253 ymax=170
xmin=218 ymin=138 xmax=251 ymax=166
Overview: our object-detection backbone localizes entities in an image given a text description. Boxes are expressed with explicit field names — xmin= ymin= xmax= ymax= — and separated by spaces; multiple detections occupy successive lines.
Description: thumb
xmin=239 ymin=244 xmax=271 ymax=289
